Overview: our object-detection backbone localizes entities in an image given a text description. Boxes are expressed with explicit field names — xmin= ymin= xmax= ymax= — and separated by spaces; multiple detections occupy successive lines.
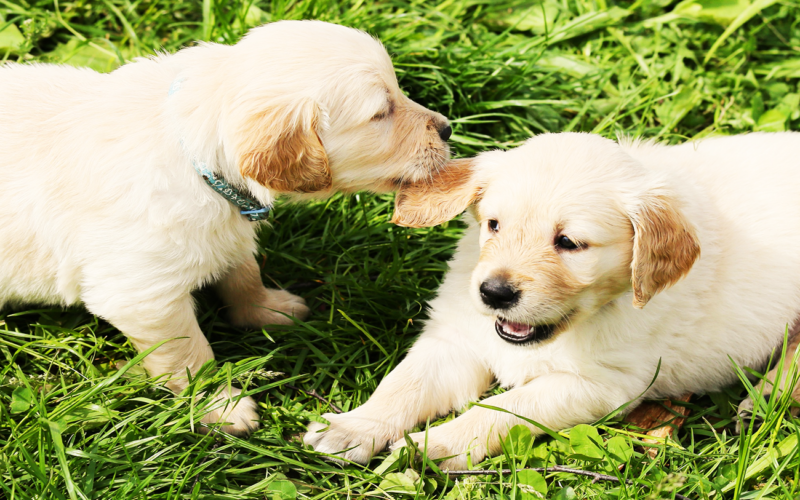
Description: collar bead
xmin=170 ymin=76 xmax=271 ymax=222
xmin=192 ymin=160 xmax=271 ymax=222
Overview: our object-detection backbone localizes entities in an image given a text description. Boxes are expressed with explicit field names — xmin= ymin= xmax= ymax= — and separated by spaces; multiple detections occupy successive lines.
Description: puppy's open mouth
xmin=495 ymin=315 xmax=571 ymax=344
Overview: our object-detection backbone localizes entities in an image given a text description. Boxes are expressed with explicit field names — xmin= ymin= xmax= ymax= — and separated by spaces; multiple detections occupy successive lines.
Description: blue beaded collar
xmin=191 ymin=159 xmax=271 ymax=222
xmin=169 ymin=77 xmax=271 ymax=222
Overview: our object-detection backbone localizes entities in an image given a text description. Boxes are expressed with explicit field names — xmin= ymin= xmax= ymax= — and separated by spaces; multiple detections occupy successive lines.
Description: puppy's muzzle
xmin=479 ymin=277 xmax=519 ymax=310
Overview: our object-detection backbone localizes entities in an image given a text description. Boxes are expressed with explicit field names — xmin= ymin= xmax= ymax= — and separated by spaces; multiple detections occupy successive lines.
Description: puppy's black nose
xmin=480 ymin=278 xmax=519 ymax=310
xmin=438 ymin=124 xmax=452 ymax=142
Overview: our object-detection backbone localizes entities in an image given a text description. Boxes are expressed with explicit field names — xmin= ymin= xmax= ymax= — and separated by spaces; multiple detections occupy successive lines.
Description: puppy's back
xmin=625 ymin=133 xmax=800 ymax=382
xmin=0 ymin=63 xmax=108 ymax=124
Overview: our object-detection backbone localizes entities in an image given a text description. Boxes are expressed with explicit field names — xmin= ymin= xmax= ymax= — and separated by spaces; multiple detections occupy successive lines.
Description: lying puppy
xmin=305 ymin=132 xmax=800 ymax=468
xmin=0 ymin=20 xmax=451 ymax=434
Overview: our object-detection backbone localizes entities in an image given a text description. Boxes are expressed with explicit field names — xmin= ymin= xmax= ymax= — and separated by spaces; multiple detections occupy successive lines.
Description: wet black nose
xmin=438 ymin=124 xmax=452 ymax=142
xmin=479 ymin=278 xmax=519 ymax=310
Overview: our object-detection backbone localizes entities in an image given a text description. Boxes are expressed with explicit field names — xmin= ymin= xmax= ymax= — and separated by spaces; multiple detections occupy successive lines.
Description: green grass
xmin=2 ymin=0 xmax=800 ymax=498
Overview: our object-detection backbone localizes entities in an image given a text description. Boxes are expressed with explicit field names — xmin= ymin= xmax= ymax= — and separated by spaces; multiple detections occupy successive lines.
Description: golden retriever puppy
xmin=0 ymin=20 xmax=451 ymax=434
xmin=305 ymin=132 xmax=800 ymax=468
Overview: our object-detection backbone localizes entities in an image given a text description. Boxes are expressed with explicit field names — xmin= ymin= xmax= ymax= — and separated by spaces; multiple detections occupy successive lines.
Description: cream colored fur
xmin=0 ymin=20 xmax=449 ymax=434
xmin=306 ymin=132 xmax=800 ymax=468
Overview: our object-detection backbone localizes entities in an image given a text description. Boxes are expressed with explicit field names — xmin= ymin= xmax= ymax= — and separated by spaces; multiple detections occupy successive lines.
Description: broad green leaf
xmin=267 ymin=479 xmax=297 ymax=500
xmin=535 ymin=55 xmax=600 ymax=78
xmin=552 ymin=486 xmax=578 ymax=500
xmin=516 ymin=469 xmax=547 ymax=499
xmin=748 ymin=88 xmax=800 ymax=130
xmin=530 ymin=439 xmax=557 ymax=464
xmin=714 ymin=463 xmax=738 ymax=487
xmin=378 ymin=471 xmax=417 ymax=494
xmin=0 ymin=21 xmax=25 ymax=54
xmin=547 ymin=7 xmax=631 ymax=45
xmin=676 ymin=0 xmax=751 ymax=25
xmin=750 ymin=93 xmax=765 ymax=123
xmin=755 ymin=108 xmax=788 ymax=132
xmin=503 ymin=424 xmax=533 ymax=458
xmin=605 ymin=436 xmax=633 ymax=465
xmin=10 ymin=386 xmax=34 ymax=414
xmin=63 ymin=403 xmax=120 ymax=427
xmin=569 ymin=424 xmax=604 ymax=459
xmin=373 ymin=445 xmax=407 ymax=475
xmin=422 ymin=477 xmax=438 ymax=495
xmin=443 ymin=476 xmax=486 ymax=500
xmin=568 ymin=453 xmax=604 ymax=462
xmin=48 ymin=38 xmax=121 ymax=73
xmin=782 ymin=93 xmax=800 ymax=120
xmin=233 ymin=4 xmax=268 ymax=31
xmin=483 ymin=2 xmax=562 ymax=34
xmin=655 ymin=85 xmax=702 ymax=130
xmin=646 ymin=0 xmax=751 ymax=26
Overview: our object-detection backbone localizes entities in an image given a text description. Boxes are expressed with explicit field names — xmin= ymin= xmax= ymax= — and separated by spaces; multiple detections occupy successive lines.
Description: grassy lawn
xmin=2 ymin=0 xmax=800 ymax=498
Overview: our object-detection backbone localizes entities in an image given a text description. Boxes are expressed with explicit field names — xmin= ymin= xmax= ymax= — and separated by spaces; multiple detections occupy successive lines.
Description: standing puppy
xmin=0 ymin=20 xmax=451 ymax=434
xmin=306 ymin=132 xmax=800 ymax=468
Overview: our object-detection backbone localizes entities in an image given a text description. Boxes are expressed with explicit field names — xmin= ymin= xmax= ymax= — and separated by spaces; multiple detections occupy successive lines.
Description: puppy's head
xmin=394 ymin=133 xmax=700 ymax=344
xmin=207 ymin=21 xmax=450 ymax=194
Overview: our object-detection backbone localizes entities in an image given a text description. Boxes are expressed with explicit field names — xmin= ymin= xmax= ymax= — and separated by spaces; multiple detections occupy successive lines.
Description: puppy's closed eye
xmin=371 ymin=101 xmax=395 ymax=121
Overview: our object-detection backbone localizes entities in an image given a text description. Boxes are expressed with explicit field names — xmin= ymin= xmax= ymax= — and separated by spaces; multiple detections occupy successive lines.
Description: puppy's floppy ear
xmin=629 ymin=191 xmax=700 ymax=308
xmin=391 ymin=158 xmax=480 ymax=228
xmin=237 ymin=97 xmax=331 ymax=193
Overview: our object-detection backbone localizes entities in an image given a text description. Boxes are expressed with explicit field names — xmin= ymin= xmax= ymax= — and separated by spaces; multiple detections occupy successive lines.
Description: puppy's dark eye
xmin=488 ymin=219 xmax=500 ymax=233
xmin=555 ymin=235 xmax=581 ymax=250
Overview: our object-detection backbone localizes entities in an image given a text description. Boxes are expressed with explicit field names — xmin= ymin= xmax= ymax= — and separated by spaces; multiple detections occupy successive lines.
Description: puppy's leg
xmin=85 ymin=291 xmax=259 ymax=435
xmin=215 ymin=256 xmax=310 ymax=328
xmin=304 ymin=331 xmax=493 ymax=464
xmin=737 ymin=327 xmax=800 ymax=433
xmin=392 ymin=373 xmax=628 ymax=470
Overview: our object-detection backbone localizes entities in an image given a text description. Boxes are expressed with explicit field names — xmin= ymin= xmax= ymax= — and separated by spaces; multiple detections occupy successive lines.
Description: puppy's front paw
xmin=390 ymin=426 xmax=483 ymax=471
xmin=304 ymin=411 xmax=400 ymax=464
xmin=229 ymin=289 xmax=310 ymax=328
xmin=198 ymin=387 xmax=259 ymax=435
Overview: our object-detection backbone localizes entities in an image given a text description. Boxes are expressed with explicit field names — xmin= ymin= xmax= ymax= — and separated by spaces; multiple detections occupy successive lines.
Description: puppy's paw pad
xmin=199 ymin=389 xmax=259 ymax=435
xmin=265 ymin=290 xmax=311 ymax=321
xmin=229 ymin=289 xmax=310 ymax=327
xmin=304 ymin=411 xmax=395 ymax=464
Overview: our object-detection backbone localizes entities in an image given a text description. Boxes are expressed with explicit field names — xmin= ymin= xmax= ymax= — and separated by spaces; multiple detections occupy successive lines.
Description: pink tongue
xmin=502 ymin=320 xmax=532 ymax=336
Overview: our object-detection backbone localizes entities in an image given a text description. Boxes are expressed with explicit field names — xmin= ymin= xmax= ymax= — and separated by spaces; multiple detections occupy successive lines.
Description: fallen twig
xmin=286 ymin=384 xmax=343 ymax=414
xmin=433 ymin=466 xmax=691 ymax=500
